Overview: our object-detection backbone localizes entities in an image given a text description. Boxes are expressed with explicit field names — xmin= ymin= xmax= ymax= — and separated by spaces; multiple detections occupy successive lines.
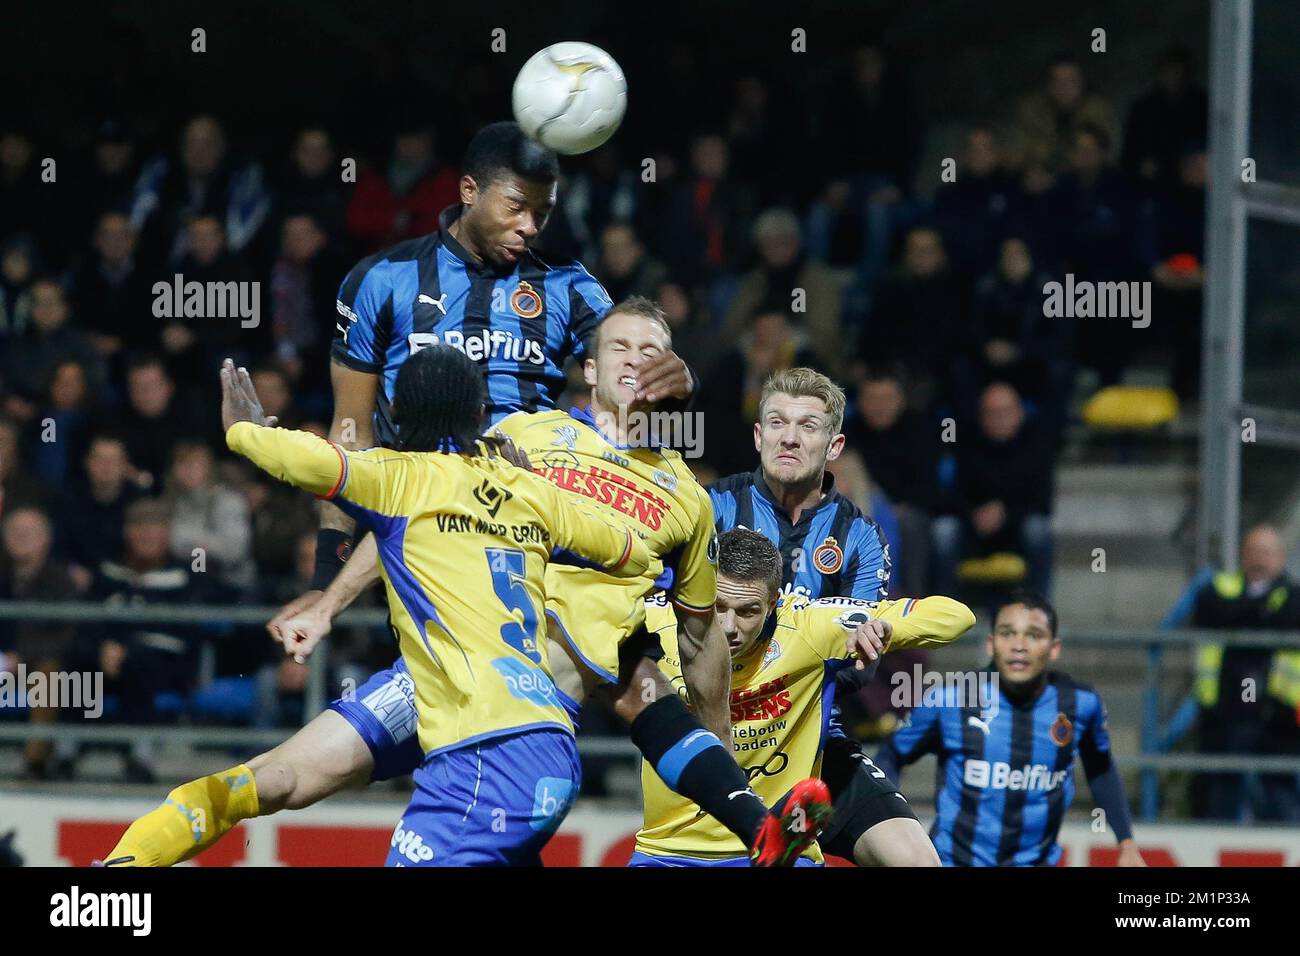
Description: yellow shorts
xmin=544 ymin=564 xmax=654 ymax=684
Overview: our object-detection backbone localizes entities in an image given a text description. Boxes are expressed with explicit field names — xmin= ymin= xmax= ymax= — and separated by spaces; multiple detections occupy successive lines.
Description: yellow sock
xmin=105 ymin=764 xmax=260 ymax=866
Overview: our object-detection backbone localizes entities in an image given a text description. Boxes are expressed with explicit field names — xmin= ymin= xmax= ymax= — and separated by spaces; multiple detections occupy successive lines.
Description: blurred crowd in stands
xmin=0 ymin=44 xmax=1210 ymax=779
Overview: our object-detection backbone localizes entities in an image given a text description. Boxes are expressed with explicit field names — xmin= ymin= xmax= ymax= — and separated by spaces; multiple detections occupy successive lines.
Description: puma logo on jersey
xmin=967 ymin=715 xmax=992 ymax=736
xmin=417 ymin=293 xmax=448 ymax=314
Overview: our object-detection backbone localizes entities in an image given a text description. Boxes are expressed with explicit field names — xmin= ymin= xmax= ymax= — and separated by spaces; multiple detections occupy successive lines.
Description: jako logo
xmin=491 ymin=657 xmax=561 ymax=708
xmin=49 ymin=886 xmax=151 ymax=936
xmin=408 ymin=329 xmax=545 ymax=364
xmin=963 ymin=760 xmax=1068 ymax=792
xmin=390 ymin=822 xmax=435 ymax=864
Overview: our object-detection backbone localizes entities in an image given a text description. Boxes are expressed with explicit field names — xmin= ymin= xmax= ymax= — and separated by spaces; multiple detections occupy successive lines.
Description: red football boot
xmin=749 ymin=777 xmax=833 ymax=867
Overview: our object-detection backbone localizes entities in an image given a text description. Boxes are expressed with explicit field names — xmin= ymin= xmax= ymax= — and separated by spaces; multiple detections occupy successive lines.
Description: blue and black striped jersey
xmin=876 ymin=670 xmax=1112 ymax=866
xmin=707 ymin=469 xmax=891 ymax=602
xmin=331 ymin=204 xmax=612 ymax=445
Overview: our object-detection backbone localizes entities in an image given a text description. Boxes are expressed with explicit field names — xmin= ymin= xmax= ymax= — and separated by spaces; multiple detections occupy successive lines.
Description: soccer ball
xmin=512 ymin=42 xmax=627 ymax=155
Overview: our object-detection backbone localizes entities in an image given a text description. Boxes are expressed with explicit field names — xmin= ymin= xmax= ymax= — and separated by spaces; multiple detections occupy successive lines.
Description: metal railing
xmin=2 ymin=600 xmax=1298 ymax=818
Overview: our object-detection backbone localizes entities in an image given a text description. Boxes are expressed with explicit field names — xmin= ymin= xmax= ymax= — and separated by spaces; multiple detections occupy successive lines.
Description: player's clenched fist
xmin=847 ymin=618 xmax=892 ymax=670
xmin=275 ymin=605 xmax=334 ymax=664
xmin=267 ymin=589 xmax=323 ymax=651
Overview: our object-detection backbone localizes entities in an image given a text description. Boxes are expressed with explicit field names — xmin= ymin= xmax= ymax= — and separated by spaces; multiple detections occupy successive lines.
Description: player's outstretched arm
xmin=225 ymin=420 xmax=356 ymax=497
xmin=221 ymin=359 xmax=395 ymax=510
xmin=795 ymin=596 xmax=976 ymax=669
xmin=867 ymin=596 xmax=976 ymax=652
xmin=222 ymin=357 xmax=343 ymax=489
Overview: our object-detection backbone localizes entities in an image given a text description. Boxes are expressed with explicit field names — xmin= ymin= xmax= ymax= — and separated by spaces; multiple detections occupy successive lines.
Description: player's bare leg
xmin=245 ymin=709 xmax=374 ymax=813
xmin=852 ymin=817 xmax=941 ymax=867
xmin=102 ymin=710 xmax=374 ymax=866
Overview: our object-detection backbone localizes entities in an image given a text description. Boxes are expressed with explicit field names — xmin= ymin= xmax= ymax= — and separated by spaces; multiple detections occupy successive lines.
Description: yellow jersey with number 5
xmin=225 ymin=422 xmax=657 ymax=756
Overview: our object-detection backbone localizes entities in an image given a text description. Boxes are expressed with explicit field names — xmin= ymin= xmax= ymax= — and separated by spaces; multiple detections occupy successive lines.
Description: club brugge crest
xmin=812 ymin=536 xmax=844 ymax=574
xmin=1050 ymin=712 xmax=1073 ymax=747
xmin=511 ymin=280 xmax=544 ymax=319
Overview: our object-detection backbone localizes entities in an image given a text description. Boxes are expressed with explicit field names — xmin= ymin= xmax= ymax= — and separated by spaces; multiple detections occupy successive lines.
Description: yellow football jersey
xmin=494 ymin=406 xmax=717 ymax=682
xmin=226 ymin=422 xmax=657 ymax=756
xmin=636 ymin=594 xmax=976 ymax=862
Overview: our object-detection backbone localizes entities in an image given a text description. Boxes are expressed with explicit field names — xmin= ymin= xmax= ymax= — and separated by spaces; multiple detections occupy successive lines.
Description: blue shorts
xmin=331 ymin=659 xmax=584 ymax=781
xmin=386 ymin=728 xmax=581 ymax=866
xmin=328 ymin=659 xmax=424 ymax=781
xmin=627 ymin=851 xmax=821 ymax=867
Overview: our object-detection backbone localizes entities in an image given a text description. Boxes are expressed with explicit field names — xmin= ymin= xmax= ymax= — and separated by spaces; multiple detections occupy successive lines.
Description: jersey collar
xmin=752 ymin=467 xmax=837 ymax=524
xmin=996 ymin=666 xmax=1054 ymax=709
xmin=437 ymin=203 xmax=518 ymax=279
xmin=569 ymin=404 xmax=667 ymax=452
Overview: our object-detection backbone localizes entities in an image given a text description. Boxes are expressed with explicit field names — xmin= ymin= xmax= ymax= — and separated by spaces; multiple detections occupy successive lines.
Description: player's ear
xmin=825 ymin=431 xmax=846 ymax=462
xmin=753 ymin=421 xmax=761 ymax=453
xmin=1048 ymin=638 xmax=1062 ymax=662
xmin=459 ymin=174 xmax=479 ymax=207
xmin=985 ymin=633 xmax=994 ymax=659
xmin=583 ymin=356 xmax=597 ymax=388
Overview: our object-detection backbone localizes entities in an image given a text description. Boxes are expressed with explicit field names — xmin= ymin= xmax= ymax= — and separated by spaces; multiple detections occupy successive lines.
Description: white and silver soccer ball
xmin=512 ymin=42 xmax=627 ymax=155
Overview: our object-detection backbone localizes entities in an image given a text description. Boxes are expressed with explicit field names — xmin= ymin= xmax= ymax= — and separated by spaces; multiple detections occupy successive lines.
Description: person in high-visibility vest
xmin=1193 ymin=524 xmax=1300 ymax=822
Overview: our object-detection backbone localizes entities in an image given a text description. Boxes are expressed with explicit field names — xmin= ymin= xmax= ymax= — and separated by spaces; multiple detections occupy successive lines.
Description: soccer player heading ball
xmin=102 ymin=121 xmax=832 ymax=862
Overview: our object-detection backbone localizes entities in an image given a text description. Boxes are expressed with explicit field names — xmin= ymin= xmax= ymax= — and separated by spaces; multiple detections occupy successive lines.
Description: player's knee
xmin=854 ymin=818 xmax=941 ymax=867
xmin=253 ymin=710 xmax=376 ymax=811
xmin=892 ymin=834 xmax=942 ymax=867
